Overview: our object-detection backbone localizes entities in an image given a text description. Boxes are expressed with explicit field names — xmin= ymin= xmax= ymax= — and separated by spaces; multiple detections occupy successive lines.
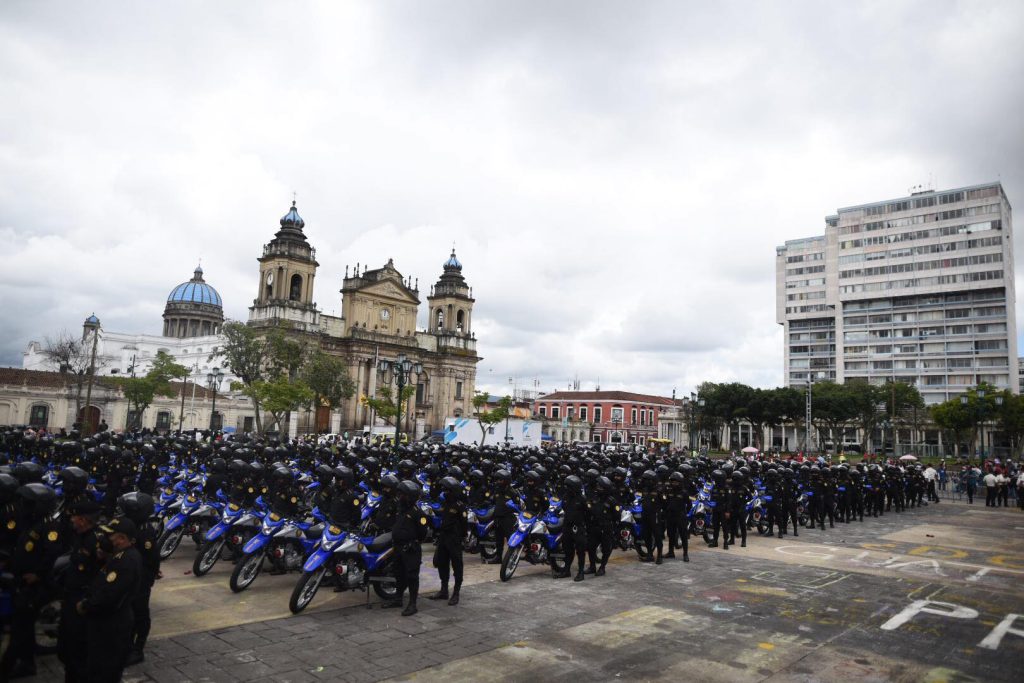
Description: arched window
xmin=289 ymin=274 xmax=303 ymax=301
xmin=29 ymin=404 xmax=49 ymax=428
xmin=435 ymin=308 xmax=444 ymax=330
xmin=456 ymin=309 xmax=465 ymax=333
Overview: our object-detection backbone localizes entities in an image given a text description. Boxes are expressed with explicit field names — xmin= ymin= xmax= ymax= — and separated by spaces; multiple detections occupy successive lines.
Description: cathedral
xmin=18 ymin=201 xmax=480 ymax=437
xmin=246 ymin=200 xmax=481 ymax=436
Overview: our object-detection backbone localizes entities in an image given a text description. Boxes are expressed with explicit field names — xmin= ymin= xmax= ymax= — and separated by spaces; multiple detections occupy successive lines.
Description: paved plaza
xmin=28 ymin=499 xmax=1024 ymax=682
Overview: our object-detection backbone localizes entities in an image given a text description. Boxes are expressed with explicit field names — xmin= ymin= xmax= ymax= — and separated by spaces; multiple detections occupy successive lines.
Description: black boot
xmin=125 ymin=648 xmax=145 ymax=666
xmin=448 ymin=587 xmax=460 ymax=606
xmin=596 ymin=565 xmax=606 ymax=576
xmin=682 ymin=552 xmax=689 ymax=562
xmin=584 ymin=564 xmax=596 ymax=575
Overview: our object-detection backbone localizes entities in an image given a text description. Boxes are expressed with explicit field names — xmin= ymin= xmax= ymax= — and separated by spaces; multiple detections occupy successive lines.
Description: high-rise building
xmin=776 ymin=182 xmax=1016 ymax=404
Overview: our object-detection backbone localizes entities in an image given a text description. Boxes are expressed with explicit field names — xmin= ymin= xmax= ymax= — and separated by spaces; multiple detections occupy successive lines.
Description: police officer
xmin=119 ymin=492 xmax=159 ymax=665
xmin=430 ymin=476 xmax=467 ymax=605
xmin=665 ymin=470 xmax=690 ymax=562
xmin=726 ymin=471 xmax=748 ymax=548
xmin=383 ymin=480 xmax=428 ymax=616
xmin=558 ymin=475 xmax=589 ymax=581
xmin=78 ymin=516 xmax=142 ymax=683
xmin=585 ymin=475 xmax=617 ymax=575
xmin=1 ymin=483 xmax=65 ymax=680
xmin=327 ymin=465 xmax=363 ymax=530
xmin=639 ymin=470 xmax=664 ymax=564
xmin=489 ymin=469 xmax=515 ymax=565
xmin=708 ymin=469 xmax=728 ymax=549
xmin=57 ymin=499 xmax=101 ymax=682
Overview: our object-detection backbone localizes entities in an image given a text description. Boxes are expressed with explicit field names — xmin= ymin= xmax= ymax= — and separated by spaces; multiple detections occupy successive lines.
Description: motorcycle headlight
xmin=517 ymin=518 xmax=531 ymax=531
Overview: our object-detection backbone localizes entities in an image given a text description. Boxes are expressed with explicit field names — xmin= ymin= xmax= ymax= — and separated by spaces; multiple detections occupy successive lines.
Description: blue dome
xmin=444 ymin=249 xmax=462 ymax=270
xmin=280 ymin=201 xmax=305 ymax=229
xmin=84 ymin=313 xmax=100 ymax=325
xmin=167 ymin=266 xmax=222 ymax=307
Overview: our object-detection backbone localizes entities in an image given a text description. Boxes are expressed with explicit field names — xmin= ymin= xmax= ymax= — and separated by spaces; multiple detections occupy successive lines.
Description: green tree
xmin=301 ymin=350 xmax=356 ymax=429
xmin=930 ymin=397 xmax=974 ymax=457
xmin=846 ymin=380 xmax=883 ymax=454
xmin=253 ymin=376 xmax=314 ymax=433
xmin=218 ymin=321 xmax=270 ymax=433
xmin=361 ymin=385 xmax=415 ymax=427
xmin=995 ymin=391 xmax=1024 ymax=453
xmin=472 ymin=391 xmax=508 ymax=447
xmin=809 ymin=381 xmax=857 ymax=452
xmin=114 ymin=351 xmax=188 ymax=430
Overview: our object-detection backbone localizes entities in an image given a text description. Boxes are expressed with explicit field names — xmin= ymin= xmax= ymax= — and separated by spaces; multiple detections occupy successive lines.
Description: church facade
xmin=246 ymin=201 xmax=481 ymax=437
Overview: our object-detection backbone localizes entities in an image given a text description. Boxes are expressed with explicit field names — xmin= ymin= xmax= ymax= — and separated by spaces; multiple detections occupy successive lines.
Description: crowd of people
xmin=1 ymin=426 xmax=1022 ymax=681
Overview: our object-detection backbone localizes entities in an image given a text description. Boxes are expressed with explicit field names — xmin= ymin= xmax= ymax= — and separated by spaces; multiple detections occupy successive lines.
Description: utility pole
xmin=82 ymin=317 xmax=100 ymax=434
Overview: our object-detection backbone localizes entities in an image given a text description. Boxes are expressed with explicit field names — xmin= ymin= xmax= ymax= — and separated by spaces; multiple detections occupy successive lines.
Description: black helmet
xmin=711 ymin=469 xmax=726 ymax=486
xmin=563 ymin=475 xmax=583 ymax=493
xmin=492 ymin=469 xmax=511 ymax=485
xmin=525 ymin=470 xmax=543 ymax=487
xmin=668 ymin=471 xmax=685 ymax=484
xmin=229 ymin=459 xmax=249 ymax=476
xmin=13 ymin=461 xmax=44 ymax=484
xmin=397 ymin=459 xmax=417 ymax=479
xmin=333 ymin=465 xmax=354 ymax=486
xmin=440 ymin=476 xmax=462 ymax=494
xmin=447 ymin=466 xmax=465 ymax=481
xmin=380 ymin=474 xmax=400 ymax=494
xmin=315 ymin=464 xmax=334 ymax=485
xmin=272 ymin=466 xmax=292 ymax=484
xmin=209 ymin=458 xmax=227 ymax=474
xmin=117 ymin=491 xmax=155 ymax=523
xmin=641 ymin=469 xmax=657 ymax=483
xmin=59 ymin=466 xmax=89 ymax=493
xmin=0 ymin=473 xmax=19 ymax=502
xmin=731 ymin=471 xmax=745 ymax=485
xmin=18 ymin=482 xmax=57 ymax=515
xmin=397 ymin=479 xmax=422 ymax=501
xmin=596 ymin=475 xmax=613 ymax=493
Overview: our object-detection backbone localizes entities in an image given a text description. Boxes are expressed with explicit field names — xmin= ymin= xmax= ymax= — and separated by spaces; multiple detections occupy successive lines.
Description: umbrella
xmin=899 ymin=454 xmax=918 ymax=462
xmin=741 ymin=446 xmax=760 ymax=454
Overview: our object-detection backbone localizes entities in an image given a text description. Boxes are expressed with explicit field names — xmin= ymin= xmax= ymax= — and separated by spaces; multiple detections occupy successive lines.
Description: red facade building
xmin=532 ymin=390 xmax=679 ymax=445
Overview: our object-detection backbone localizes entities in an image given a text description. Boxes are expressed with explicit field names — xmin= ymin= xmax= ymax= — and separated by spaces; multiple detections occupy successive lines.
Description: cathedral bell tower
xmin=427 ymin=249 xmax=474 ymax=337
xmin=248 ymin=200 xmax=321 ymax=331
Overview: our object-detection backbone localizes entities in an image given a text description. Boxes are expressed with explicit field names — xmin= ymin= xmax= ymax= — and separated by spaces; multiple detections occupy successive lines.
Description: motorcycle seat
xmin=546 ymin=518 xmax=563 ymax=533
xmin=476 ymin=507 xmax=494 ymax=522
xmin=305 ymin=523 xmax=324 ymax=540
xmin=367 ymin=532 xmax=393 ymax=553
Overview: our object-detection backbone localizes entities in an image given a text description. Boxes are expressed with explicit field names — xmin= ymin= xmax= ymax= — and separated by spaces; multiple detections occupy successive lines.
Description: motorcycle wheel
xmin=157 ymin=526 xmax=185 ymax=560
xmin=372 ymin=561 xmax=400 ymax=601
xmin=702 ymin=525 xmax=714 ymax=545
xmin=500 ymin=545 xmax=523 ymax=582
xmin=756 ymin=517 xmax=768 ymax=536
xmin=479 ymin=529 xmax=499 ymax=562
xmin=35 ymin=598 xmax=61 ymax=650
xmin=618 ymin=525 xmax=633 ymax=551
xmin=289 ymin=566 xmax=327 ymax=614
xmin=229 ymin=550 xmax=264 ymax=593
xmin=193 ymin=538 xmax=226 ymax=577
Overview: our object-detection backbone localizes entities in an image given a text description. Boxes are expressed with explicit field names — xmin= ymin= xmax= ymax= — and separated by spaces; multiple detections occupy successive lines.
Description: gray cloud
xmin=1 ymin=0 xmax=1022 ymax=399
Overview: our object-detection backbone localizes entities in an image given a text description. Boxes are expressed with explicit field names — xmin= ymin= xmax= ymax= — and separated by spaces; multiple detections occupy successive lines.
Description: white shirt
xmin=983 ymin=473 xmax=997 ymax=487
xmin=923 ymin=467 xmax=937 ymax=481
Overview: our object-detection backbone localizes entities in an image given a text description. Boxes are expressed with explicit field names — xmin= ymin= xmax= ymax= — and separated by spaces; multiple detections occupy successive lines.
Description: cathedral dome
xmin=163 ymin=265 xmax=225 ymax=338
xmin=167 ymin=266 xmax=223 ymax=306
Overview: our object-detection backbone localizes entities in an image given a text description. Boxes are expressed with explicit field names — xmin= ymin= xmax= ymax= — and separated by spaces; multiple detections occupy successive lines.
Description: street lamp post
xmin=378 ymin=353 xmax=422 ymax=451
xmin=206 ymin=367 xmax=224 ymax=433
xmin=805 ymin=372 xmax=825 ymax=456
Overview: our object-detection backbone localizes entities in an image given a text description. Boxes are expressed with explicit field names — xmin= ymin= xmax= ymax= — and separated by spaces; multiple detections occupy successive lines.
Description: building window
xmin=126 ymin=410 xmax=140 ymax=430
xmin=211 ymin=412 xmax=223 ymax=431
xmin=455 ymin=381 xmax=464 ymax=400
xmin=29 ymin=404 xmax=48 ymax=428
xmin=552 ymin=406 xmax=560 ymax=419
xmin=567 ymin=406 xmax=574 ymax=419
xmin=593 ymin=433 xmax=602 ymax=443
xmin=289 ymin=274 xmax=303 ymax=301
xmin=631 ymin=408 xmax=637 ymax=425
xmin=539 ymin=405 xmax=547 ymax=417
xmin=579 ymin=406 xmax=588 ymax=422
xmin=594 ymin=406 xmax=602 ymax=423
xmin=243 ymin=416 xmax=255 ymax=433
xmin=611 ymin=406 xmax=623 ymax=422
xmin=156 ymin=411 xmax=171 ymax=430
xmin=640 ymin=410 xmax=646 ymax=426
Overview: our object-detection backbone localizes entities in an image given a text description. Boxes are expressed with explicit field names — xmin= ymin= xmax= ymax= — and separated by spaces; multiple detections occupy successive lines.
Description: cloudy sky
xmin=2 ymin=1 xmax=1022 ymax=398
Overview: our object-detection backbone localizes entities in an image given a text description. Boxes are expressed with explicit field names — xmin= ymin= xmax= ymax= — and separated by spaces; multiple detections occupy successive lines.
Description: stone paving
xmin=28 ymin=499 xmax=1024 ymax=682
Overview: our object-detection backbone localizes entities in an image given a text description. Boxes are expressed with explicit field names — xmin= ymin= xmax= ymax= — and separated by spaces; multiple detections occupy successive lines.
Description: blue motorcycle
xmin=617 ymin=494 xmax=651 ymax=558
xmin=192 ymin=498 xmax=264 ymax=576
xmin=288 ymin=525 xmax=399 ymax=613
xmin=157 ymin=486 xmax=224 ymax=560
xmin=464 ymin=505 xmax=499 ymax=562
xmin=229 ymin=509 xmax=323 ymax=592
xmin=499 ymin=500 xmax=567 ymax=582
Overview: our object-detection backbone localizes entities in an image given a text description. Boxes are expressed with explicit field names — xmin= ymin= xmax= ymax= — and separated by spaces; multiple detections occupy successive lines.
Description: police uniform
xmin=80 ymin=524 xmax=142 ymax=683
xmin=387 ymin=504 xmax=428 ymax=615
xmin=431 ymin=491 xmax=467 ymax=603
xmin=129 ymin=520 xmax=161 ymax=661
xmin=57 ymin=502 xmax=101 ymax=682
